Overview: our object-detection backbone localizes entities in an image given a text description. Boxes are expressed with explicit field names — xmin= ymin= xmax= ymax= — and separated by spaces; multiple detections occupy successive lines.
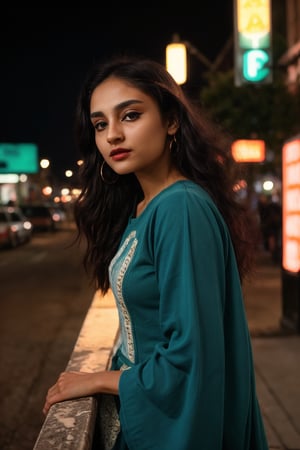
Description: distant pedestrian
xmin=258 ymin=194 xmax=282 ymax=263
xmin=43 ymin=55 xmax=269 ymax=449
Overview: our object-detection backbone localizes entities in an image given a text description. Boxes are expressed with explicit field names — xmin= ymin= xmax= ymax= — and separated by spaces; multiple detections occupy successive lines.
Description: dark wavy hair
xmin=73 ymin=55 xmax=257 ymax=294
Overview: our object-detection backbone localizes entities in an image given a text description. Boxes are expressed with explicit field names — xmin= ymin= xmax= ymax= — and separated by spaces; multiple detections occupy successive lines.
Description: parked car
xmin=0 ymin=206 xmax=33 ymax=248
xmin=19 ymin=204 xmax=56 ymax=232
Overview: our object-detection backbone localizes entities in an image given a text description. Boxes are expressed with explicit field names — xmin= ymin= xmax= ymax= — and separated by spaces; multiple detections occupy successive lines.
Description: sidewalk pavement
xmin=243 ymin=250 xmax=300 ymax=450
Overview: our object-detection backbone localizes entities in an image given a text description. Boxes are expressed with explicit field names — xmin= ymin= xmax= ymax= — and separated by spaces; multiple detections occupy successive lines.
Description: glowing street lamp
xmin=42 ymin=186 xmax=53 ymax=196
xmin=166 ymin=40 xmax=187 ymax=85
xmin=40 ymin=159 xmax=50 ymax=169
xmin=65 ymin=170 xmax=73 ymax=178
xmin=166 ymin=33 xmax=230 ymax=86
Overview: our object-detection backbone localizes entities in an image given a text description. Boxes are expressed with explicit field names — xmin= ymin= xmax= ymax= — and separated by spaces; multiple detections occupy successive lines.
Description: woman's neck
xmin=136 ymin=170 xmax=187 ymax=217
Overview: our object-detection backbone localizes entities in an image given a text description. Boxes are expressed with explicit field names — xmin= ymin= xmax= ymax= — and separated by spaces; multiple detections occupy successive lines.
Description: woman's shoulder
xmin=149 ymin=180 xmax=229 ymax=244
xmin=155 ymin=180 xmax=214 ymax=210
xmin=132 ymin=180 xmax=220 ymax=229
xmin=154 ymin=180 xmax=227 ymax=228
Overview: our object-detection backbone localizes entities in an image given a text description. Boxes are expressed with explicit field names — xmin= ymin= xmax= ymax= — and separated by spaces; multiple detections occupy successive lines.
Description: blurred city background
xmin=1 ymin=2 xmax=300 ymax=449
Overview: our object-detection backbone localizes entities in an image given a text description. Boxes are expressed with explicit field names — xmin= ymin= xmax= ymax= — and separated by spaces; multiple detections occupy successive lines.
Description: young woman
xmin=43 ymin=56 xmax=268 ymax=450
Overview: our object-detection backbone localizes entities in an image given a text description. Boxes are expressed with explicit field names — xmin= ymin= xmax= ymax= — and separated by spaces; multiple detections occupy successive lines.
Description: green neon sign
xmin=234 ymin=0 xmax=272 ymax=86
xmin=242 ymin=49 xmax=270 ymax=82
xmin=0 ymin=143 xmax=39 ymax=174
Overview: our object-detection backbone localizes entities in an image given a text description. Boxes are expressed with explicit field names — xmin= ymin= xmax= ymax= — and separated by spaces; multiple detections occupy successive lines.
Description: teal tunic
xmin=107 ymin=180 xmax=268 ymax=450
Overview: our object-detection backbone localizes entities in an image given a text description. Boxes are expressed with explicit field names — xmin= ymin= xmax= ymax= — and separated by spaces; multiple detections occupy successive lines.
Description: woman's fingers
xmin=42 ymin=371 xmax=99 ymax=415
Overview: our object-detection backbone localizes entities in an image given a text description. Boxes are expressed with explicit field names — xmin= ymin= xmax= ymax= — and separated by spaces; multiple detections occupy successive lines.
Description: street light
xmin=166 ymin=33 xmax=233 ymax=85
xmin=166 ymin=36 xmax=187 ymax=84
xmin=40 ymin=159 xmax=50 ymax=169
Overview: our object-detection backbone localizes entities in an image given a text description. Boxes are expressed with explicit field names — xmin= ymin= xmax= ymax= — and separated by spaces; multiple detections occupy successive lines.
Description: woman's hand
xmin=43 ymin=371 xmax=100 ymax=415
xmin=43 ymin=370 xmax=121 ymax=415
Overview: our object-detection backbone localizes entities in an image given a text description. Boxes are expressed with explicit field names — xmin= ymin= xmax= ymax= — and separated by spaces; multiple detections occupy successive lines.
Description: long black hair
xmin=73 ymin=55 xmax=257 ymax=294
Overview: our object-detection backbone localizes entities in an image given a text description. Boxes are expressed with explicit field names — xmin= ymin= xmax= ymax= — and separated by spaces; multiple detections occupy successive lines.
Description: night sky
xmin=0 ymin=5 xmax=234 ymax=181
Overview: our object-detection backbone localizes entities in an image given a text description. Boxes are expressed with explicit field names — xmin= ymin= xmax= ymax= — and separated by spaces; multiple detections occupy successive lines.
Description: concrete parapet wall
xmin=33 ymin=290 xmax=118 ymax=450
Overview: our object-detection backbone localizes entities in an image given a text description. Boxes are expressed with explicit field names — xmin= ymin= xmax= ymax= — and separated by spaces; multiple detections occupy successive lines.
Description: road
xmin=0 ymin=225 xmax=96 ymax=450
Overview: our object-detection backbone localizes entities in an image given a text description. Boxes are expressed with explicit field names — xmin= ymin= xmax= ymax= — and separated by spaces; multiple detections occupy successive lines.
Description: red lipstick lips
xmin=110 ymin=148 xmax=131 ymax=161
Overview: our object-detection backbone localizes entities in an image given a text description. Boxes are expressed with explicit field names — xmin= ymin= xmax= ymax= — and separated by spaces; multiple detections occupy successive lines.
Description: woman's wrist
xmin=96 ymin=370 xmax=121 ymax=395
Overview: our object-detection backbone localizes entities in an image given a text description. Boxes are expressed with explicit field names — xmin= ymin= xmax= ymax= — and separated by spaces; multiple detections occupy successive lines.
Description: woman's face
xmin=89 ymin=76 xmax=177 ymax=176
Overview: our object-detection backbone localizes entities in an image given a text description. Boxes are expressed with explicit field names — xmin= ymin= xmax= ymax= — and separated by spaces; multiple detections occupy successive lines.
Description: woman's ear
xmin=167 ymin=117 xmax=179 ymax=135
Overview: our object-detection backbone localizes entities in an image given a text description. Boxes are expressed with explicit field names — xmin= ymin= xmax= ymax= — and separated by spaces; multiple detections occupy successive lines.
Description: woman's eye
xmin=123 ymin=111 xmax=141 ymax=121
xmin=94 ymin=120 xmax=107 ymax=131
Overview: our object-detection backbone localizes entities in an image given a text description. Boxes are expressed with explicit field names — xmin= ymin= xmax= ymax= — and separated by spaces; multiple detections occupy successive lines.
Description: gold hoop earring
xmin=100 ymin=161 xmax=119 ymax=184
xmin=169 ymin=134 xmax=177 ymax=152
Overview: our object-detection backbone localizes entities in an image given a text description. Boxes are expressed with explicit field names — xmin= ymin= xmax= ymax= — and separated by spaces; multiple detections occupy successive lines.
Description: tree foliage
xmin=199 ymin=69 xmax=300 ymax=176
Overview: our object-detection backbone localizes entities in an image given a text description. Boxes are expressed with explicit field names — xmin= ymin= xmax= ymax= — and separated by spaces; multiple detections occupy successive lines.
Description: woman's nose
xmin=106 ymin=122 xmax=124 ymax=143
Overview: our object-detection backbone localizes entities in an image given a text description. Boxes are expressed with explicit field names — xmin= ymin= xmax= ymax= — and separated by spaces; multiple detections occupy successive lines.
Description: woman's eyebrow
xmin=90 ymin=99 xmax=144 ymax=119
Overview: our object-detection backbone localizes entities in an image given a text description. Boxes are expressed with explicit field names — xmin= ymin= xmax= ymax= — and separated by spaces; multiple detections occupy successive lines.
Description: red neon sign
xmin=282 ymin=138 xmax=300 ymax=272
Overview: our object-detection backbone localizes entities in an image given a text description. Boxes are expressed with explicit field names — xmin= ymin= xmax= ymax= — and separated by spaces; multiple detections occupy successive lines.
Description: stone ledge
xmin=33 ymin=290 xmax=118 ymax=450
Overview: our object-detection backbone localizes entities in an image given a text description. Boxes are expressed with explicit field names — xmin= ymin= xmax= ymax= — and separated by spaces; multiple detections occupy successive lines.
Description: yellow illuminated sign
xmin=282 ymin=138 xmax=300 ymax=272
xmin=237 ymin=0 xmax=271 ymax=48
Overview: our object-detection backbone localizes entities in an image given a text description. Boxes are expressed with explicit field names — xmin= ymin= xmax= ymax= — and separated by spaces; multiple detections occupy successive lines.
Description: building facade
xmin=279 ymin=0 xmax=300 ymax=92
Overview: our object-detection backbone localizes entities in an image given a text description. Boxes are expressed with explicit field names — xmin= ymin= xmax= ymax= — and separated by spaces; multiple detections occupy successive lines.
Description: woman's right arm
xmin=43 ymin=369 xmax=122 ymax=415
